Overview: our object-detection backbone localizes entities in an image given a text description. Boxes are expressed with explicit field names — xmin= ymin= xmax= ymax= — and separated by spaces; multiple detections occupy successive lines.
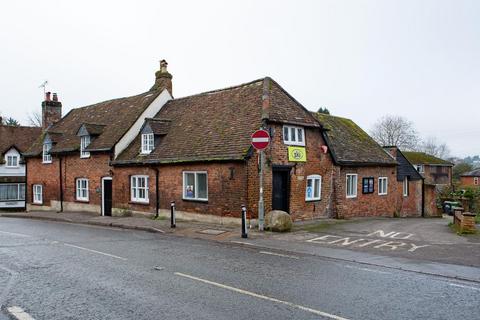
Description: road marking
xmin=64 ymin=243 xmax=127 ymax=260
xmin=150 ymin=227 xmax=166 ymax=234
xmin=230 ymin=241 xmax=259 ymax=246
xmin=448 ymin=283 xmax=480 ymax=291
xmin=259 ymin=251 xmax=300 ymax=260
xmin=174 ymin=272 xmax=350 ymax=320
xmin=6 ymin=306 xmax=35 ymax=320
xmin=0 ymin=230 xmax=31 ymax=238
xmin=343 ymin=265 xmax=391 ymax=275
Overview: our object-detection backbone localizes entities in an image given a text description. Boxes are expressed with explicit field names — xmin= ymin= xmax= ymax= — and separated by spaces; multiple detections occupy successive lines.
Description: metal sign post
xmin=251 ymin=129 xmax=270 ymax=232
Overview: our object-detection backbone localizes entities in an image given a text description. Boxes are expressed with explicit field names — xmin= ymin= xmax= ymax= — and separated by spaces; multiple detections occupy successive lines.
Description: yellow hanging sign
xmin=288 ymin=146 xmax=307 ymax=162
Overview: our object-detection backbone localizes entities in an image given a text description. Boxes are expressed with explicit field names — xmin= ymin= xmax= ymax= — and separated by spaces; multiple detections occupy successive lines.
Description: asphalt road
xmin=0 ymin=218 xmax=479 ymax=320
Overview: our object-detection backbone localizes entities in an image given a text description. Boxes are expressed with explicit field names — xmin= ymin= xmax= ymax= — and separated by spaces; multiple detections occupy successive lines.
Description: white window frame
xmin=474 ymin=177 xmax=479 ymax=186
xmin=305 ymin=175 xmax=322 ymax=201
xmin=131 ymin=175 xmax=149 ymax=203
xmin=0 ymin=183 xmax=25 ymax=201
xmin=33 ymin=184 xmax=43 ymax=204
xmin=415 ymin=164 xmax=424 ymax=173
xmin=76 ymin=178 xmax=89 ymax=201
xmin=183 ymin=171 xmax=208 ymax=201
xmin=403 ymin=177 xmax=409 ymax=197
xmin=141 ymin=133 xmax=154 ymax=154
xmin=282 ymin=125 xmax=305 ymax=146
xmin=43 ymin=142 xmax=52 ymax=164
xmin=346 ymin=174 xmax=358 ymax=198
xmin=80 ymin=135 xmax=91 ymax=158
xmin=378 ymin=177 xmax=388 ymax=195
xmin=6 ymin=155 xmax=19 ymax=168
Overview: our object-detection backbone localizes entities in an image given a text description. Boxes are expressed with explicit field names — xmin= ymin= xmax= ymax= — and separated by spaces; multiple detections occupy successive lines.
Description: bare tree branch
xmin=27 ymin=111 xmax=42 ymax=127
xmin=370 ymin=115 xmax=420 ymax=150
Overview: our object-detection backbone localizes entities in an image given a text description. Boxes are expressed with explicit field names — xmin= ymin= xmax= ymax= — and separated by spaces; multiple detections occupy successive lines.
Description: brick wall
xmin=460 ymin=176 xmax=480 ymax=188
xmin=26 ymin=157 xmax=60 ymax=208
xmin=113 ymin=162 xmax=247 ymax=217
xmin=396 ymin=179 xmax=422 ymax=217
xmin=247 ymin=124 xmax=335 ymax=221
xmin=335 ymin=166 xmax=397 ymax=218
xmin=423 ymin=165 xmax=452 ymax=185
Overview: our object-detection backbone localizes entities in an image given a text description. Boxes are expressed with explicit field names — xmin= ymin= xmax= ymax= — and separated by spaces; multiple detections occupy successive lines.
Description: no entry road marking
xmin=64 ymin=243 xmax=127 ymax=261
xmin=259 ymin=251 xmax=300 ymax=260
xmin=343 ymin=265 xmax=391 ymax=275
xmin=6 ymin=306 xmax=35 ymax=320
xmin=0 ymin=230 xmax=31 ymax=238
xmin=175 ymin=272 xmax=350 ymax=320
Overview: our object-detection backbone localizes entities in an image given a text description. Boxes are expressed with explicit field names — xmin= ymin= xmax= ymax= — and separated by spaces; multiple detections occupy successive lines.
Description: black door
xmin=272 ymin=169 xmax=290 ymax=212
xmin=103 ymin=179 xmax=112 ymax=216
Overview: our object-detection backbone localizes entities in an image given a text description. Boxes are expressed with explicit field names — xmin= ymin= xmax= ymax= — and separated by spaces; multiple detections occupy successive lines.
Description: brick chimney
xmin=150 ymin=59 xmax=173 ymax=95
xmin=42 ymin=91 xmax=62 ymax=129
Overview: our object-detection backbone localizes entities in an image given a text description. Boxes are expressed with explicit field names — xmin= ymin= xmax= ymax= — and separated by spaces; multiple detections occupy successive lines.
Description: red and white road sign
xmin=251 ymin=129 xmax=270 ymax=150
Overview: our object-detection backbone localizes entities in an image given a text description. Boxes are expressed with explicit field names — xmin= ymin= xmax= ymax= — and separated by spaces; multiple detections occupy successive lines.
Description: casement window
xmin=131 ymin=175 xmax=149 ymax=203
xmin=362 ymin=177 xmax=375 ymax=194
xmin=0 ymin=184 xmax=25 ymax=201
xmin=75 ymin=178 xmax=89 ymax=201
xmin=43 ymin=142 xmax=52 ymax=163
xmin=415 ymin=165 xmax=424 ymax=173
xmin=141 ymin=133 xmax=154 ymax=154
xmin=403 ymin=177 xmax=409 ymax=197
xmin=183 ymin=171 xmax=208 ymax=201
xmin=346 ymin=174 xmax=358 ymax=198
xmin=378 ymin=177 xmax=388 ymax=195
xmin=474 ymin=177 xmax=479 ymax=186
xmin=80 ymin=135 xmax=91 ymax=158
xmin=282 ymin=125 xmax=305 ymax=146
xmin=6 ymin=155 xmax=19 ymax=167
xmin=33 ymin=184 xmax=43 ymax=204
xmin=305 ymin=175 xmax=322 ymax=201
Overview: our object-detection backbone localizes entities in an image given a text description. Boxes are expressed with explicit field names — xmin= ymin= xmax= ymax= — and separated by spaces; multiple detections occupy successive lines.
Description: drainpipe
xmin=58 ymin=156 xmax=63 ymax=212
xmin=154 ymin=167 xmax=159 ymax=218
xmin=24 ymin=157 xmax=28 ymax=212
xmin=421 ymin=178 xmax=425 ymax=218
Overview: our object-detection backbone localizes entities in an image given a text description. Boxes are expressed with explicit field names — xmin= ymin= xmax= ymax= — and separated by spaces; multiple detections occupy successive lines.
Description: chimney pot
xmin=160 ymin=59 xmax=168 ymax=73
xmin=45 ymin=92 xmax=51 ymax=102
xmin=52 ymin=93 xmax=58 ymax=102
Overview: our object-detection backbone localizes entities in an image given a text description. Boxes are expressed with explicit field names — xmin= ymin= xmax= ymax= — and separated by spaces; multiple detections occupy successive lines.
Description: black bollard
xmin=241 ymin=205 xmax=248 ymax=238
xmin=170 ymin=201 xmax=176 ymax=228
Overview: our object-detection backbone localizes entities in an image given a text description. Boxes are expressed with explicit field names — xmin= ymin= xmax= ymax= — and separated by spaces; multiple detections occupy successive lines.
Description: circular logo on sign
xmin=292 ymin=149 xmax=304 ymax=160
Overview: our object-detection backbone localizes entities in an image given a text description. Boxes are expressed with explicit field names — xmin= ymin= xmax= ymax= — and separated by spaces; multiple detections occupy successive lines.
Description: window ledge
xmin=129 ymin=200 xmax=150 ymax=205
xmin=75 ymin=199 xmax=90 ymax=203
xmin=182 ymin=198 xmax=208 ymax=203
xmin=305 ymin=198 xmax=321 ymax=202
xmin=346 ymin=196 xmax=357 ymax=199
xmin=32 ymin=202 xmax=43 ymax=205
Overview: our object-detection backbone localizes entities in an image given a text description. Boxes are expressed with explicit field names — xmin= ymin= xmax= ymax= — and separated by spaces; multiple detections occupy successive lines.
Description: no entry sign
xmin=251 ymin=129 xmax=270 ymax=150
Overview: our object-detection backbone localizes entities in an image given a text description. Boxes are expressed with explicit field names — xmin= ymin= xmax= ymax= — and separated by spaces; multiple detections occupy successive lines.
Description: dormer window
xmin=80 ymin=135 xmax=91 ymax=158
xmin=6 ymin=155 xmax=19 ymax=168
xmin=283 ymin=125 xmax=305 ymax=146
xmin=43 ymin=140 xmax=52 ymax=164
xmin=141 ymin=133 xmax=154 ymax=154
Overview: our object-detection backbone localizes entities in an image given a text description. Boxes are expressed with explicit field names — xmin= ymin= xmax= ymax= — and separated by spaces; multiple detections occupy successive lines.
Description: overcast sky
xmin=0 ymin=0 xmax=478 ymax=157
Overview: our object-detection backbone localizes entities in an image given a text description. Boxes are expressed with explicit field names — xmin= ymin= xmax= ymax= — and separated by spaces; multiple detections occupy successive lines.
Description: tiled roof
xmin=402 ymin=151 xmax=453 ymax=166
xmin=25 ymin=91 xmax=162 ymax=156
xmin=0 ymin=125 xmax=42 ymax=155
xmin=313 ymin=113 xmax=397 ymax=166
xmin=461 ymin=168 xmax=480 ymax=177
xmin=115 ymin=78 xmax=320 ymax=164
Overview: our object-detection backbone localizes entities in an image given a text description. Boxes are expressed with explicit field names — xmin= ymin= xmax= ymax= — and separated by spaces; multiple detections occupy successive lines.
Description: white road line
xmin=448 ymin=283 xmax=480 ymax=291
xmin=230 ymin=241 xmax=259 ymax=247
xmin=64 ymin=243 xmax=128 ymax=261
xmin=6 ymin=306 xmax=35 ymax=320
xmin=259 ymin=251 xmax=300 ymax=260
xmin=174 ymin=272 xmax=350 ymax=320
xmin=0 ymin=230 xmax=31 ymax=238
xmin=150 ymin=227 xmax=166 ymax=234
xmin=343 ymin=265 xmax=391 ymax=275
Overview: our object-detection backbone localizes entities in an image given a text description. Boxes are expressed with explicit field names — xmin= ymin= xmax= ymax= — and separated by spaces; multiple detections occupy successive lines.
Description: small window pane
xmin=185 ymin=173 xmax=195 ymax=198
xmin=314 ymin=178 xmax=320 ymax=198
xmin=197 ymin=173 xmax=207 ymax=199
xmin=291 ymin=127 xmax=296 ymax=141
xmin=283 ymin=127 xmax=289 ymax=141
xmin=297 ymin=128 xmax=303 ymax=142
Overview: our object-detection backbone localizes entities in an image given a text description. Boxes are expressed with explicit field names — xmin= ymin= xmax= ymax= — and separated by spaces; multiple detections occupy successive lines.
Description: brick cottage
xmin=24 ymin=60 xmax=427 ymax=222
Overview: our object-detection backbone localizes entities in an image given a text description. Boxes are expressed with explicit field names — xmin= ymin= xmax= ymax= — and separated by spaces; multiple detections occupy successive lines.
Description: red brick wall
xmin=460 ymin=176 xmax=480 ymax=188
xmin=113 ymin=162 xmax=247 ymax=217
xmin=396 ymin=179 xmax=422 ymax=217
xmin=423 ymin=165 xmax=452 ymax=185
xmin=247 ymin=124 xmax=335 ymax=221
xmin=335 ymin=166 xmax=397 ymax=218
xmin=27 ymin=157 xmax=60 ymax=207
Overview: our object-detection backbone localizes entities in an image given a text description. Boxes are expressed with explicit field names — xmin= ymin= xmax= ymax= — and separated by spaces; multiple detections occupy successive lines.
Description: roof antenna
xmin=39 ymin=80 xmax=48 ymax=96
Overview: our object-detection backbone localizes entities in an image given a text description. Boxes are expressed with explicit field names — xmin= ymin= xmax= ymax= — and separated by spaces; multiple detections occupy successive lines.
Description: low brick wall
xmin=454 ymin=211 xmax=477 ymax=233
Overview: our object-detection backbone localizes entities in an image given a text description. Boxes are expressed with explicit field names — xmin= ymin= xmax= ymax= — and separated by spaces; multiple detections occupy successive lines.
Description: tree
xmin=370 ymin=115 xmax=420 ymax=150
xmin=420 ymin=136 xmax=450 ymax=159
xmin=3 ymin=117 xmax=20 ymax=127
xmin=453 ymin=162 xmax=473 ymax=181
xmin=317 ymin=107 xmax=330 ymax=114
xmin=27 ymin=111 xmax=42 ymax=127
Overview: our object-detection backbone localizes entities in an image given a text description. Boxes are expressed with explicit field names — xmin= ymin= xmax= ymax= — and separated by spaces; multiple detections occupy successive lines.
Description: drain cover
xmin=198 ymin=229 xmax=227 ymax=235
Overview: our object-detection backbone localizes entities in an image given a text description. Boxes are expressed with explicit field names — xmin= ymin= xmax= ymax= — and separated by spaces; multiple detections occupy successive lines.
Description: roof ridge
xmin=169 ymin=77 xmax=266 ymax=102
xmin=0 ymin=125 xmax=41 ymax=130
xmin=71 ymin=90 xmax=158 ymax=111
